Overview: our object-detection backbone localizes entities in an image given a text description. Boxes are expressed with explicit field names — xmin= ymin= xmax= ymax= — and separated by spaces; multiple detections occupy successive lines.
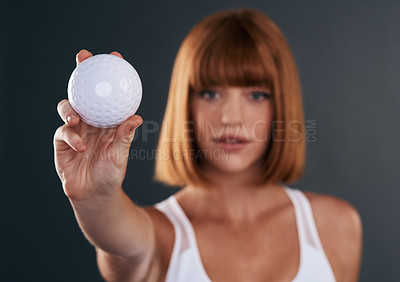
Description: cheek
xmin=246 ymin=108 xmax=273 ymax=142
xmin=192 ymin=107 xmax=219 ymax=141
xmin=251 ymin=121 xmax=271 ymax=143
xmin=192 ymin=110 xmax=210 ymax=144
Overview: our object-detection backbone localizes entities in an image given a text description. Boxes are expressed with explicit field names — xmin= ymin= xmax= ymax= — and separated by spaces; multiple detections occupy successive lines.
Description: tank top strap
xmin=283 ymin=187 xmax=325 ymax=251
xmin=155 ymin=196 xmax=192 ymax=252
xmin=155 ymin=196 xmax=212 ymax=282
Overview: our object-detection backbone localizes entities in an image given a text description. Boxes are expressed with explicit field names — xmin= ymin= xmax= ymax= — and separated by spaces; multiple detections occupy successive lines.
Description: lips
xmin=214 ymin=135 xmax=250 ymax=150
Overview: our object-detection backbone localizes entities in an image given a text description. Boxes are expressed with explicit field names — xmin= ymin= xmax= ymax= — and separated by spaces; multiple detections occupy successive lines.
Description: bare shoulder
xmin=302 ymin=191 xmax=362 ymax=233
xmin=303 ymin=190 xmax=363 ymax=282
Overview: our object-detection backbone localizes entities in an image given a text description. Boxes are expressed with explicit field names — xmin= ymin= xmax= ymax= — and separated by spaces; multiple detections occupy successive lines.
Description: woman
xmin=54 ymin=8 xmax=362 ymax=282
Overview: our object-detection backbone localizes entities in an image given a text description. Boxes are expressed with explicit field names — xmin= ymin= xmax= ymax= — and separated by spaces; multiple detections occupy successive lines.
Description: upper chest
xmin=190 ymin=209 xmax=300 ymax=282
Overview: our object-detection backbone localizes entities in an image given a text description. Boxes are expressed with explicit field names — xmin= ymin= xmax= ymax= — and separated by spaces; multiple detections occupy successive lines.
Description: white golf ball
xmin=67 ymin=54 xmax=142 ymax=128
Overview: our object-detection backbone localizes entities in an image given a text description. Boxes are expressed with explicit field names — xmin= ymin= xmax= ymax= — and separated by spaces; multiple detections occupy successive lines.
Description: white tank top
xmin=155 ymin=187 xmax=336 ymax=282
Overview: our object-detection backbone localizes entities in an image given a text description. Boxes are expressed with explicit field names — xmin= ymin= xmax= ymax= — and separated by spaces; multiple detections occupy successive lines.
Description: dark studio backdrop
xmin=1 ymin=0 xmax=399 ymax=281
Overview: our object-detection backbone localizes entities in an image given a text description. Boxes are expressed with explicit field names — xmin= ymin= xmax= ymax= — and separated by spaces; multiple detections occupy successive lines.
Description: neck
xmin=185 ymin=163 xmax=284 ymax=223
xmin=200 ymin=157 xmax=265 ymax=189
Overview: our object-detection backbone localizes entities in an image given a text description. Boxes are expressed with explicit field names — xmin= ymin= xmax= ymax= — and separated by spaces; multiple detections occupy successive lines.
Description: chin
xmin=205 ymin=157 xmax=259 ymax=175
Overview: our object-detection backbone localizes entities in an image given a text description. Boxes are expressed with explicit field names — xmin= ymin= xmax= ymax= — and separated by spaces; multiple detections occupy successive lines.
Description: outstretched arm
xmin=54 ymin=50 xmax=160 ymax=281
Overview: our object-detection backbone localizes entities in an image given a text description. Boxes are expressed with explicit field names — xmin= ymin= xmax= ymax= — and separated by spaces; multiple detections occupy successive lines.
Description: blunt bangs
xmin=189 ymin=17 xmax=274 ymax=92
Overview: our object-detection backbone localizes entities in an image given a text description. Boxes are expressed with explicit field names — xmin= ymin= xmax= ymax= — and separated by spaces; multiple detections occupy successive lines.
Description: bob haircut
xmin=155 ymin=8 xmax=305 ymax=187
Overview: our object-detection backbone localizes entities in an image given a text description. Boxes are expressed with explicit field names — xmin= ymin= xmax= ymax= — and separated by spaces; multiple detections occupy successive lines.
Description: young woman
xmin=54 ymin=8 xmax=362 ymax=282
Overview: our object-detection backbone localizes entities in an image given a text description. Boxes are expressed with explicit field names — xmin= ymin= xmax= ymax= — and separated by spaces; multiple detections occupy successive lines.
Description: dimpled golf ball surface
xmin=68 ymin=54 xmax=142 ymax=128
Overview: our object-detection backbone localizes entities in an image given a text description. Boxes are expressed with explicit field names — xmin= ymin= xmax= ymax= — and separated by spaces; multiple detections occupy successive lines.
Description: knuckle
xmin=54 ymin=125 xmax=66 ymax=143
xmin=57 ymin=125 xmax=67 ymax=137
xmin=55 ymin=125 xmax=64 ymax=135
xmin=59 ymin=125 xmax=72 ymax=139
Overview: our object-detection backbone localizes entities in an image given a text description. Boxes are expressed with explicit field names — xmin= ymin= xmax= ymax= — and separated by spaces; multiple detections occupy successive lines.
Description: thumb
xmin=111 ymin=115 xmax=143 ymax=151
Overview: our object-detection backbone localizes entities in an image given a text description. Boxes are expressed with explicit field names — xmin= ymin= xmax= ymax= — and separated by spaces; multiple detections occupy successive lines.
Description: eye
xmin=250 ymin=91 xmax=271 ymax=100
xmin=199 ymin=90 xmax=220 ymax=100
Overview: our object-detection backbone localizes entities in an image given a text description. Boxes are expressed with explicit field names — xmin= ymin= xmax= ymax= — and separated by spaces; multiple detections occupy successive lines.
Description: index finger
xmin=57 ymin=99 xmax=80 ymax=126
xmin=76 ymin=49 xmax=93 ymax=66
xmin=110 ymin=51 xmax=124 ymax=59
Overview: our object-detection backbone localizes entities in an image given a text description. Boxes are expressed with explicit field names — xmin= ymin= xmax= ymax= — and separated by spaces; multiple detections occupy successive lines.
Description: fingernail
xmin=77 ymin=143 xmax=86 ymax=151
xmin=67 ymin=115 xmax=76 ymax=123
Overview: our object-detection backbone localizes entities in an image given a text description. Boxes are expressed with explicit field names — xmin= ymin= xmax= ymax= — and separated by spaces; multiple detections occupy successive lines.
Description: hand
xmin=54 ymin=50 xmax=143 ymax=201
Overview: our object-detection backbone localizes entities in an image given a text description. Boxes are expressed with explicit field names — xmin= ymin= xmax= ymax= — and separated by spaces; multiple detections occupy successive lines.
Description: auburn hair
xmin=154 ymin=8 xmax=305 ymax=187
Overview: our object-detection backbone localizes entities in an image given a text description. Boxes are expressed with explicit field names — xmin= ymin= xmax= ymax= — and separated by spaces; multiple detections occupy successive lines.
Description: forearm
xmin=69 ymin=187 xmax=154 ymax=259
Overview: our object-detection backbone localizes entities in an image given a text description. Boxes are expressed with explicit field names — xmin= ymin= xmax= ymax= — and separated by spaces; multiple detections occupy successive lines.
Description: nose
xmin=220 ymin=95 xmax=244 ymax=126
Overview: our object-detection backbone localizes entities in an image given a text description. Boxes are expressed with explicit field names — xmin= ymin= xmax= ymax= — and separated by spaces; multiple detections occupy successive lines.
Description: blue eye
xmin=251 ymin=91 xmax=271 ymax=100
xmin=199 ymin=90 xmax=220 ymax=100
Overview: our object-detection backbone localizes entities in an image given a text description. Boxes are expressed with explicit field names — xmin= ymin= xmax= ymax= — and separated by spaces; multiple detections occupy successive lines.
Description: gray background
xmin=1 ymin=0 xmax=399 ymax=281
